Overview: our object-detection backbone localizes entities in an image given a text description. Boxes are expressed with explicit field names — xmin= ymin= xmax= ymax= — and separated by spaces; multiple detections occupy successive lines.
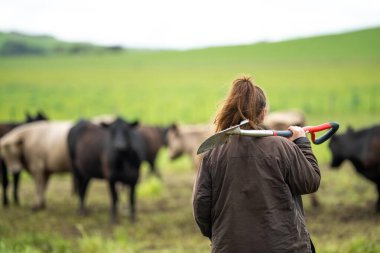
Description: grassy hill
xmin=189 ymin=26 xmax=380 ymax=61
xmin=0 ymin=31 xmax=123 ymax=56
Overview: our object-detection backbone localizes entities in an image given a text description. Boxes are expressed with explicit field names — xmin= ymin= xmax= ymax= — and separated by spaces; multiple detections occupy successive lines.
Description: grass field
xmin=1 ymin=27 xmax=380 ymax=124
xmin=0 ymin=157 xmax=379 ymax=253
xmin=1 ymin=27 xmax=380 ymax=252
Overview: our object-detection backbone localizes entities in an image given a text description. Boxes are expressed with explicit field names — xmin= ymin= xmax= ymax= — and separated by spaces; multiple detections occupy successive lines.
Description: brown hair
xmin=214 ymin=76 xmax=267 ymax=132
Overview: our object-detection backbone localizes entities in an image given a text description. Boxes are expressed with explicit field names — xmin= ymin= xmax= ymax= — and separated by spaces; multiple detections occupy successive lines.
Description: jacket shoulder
xmin=261 ymin=136 xmax=298 ymax=150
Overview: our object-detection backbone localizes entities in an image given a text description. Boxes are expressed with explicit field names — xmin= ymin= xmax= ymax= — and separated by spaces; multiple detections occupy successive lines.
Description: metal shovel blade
xmin=197 ymin=120 xmax=249 ymax=154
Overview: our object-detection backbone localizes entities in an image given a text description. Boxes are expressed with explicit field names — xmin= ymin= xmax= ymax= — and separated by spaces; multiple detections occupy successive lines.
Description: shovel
xmin=197 ymin=120 xmax=339 ymax=154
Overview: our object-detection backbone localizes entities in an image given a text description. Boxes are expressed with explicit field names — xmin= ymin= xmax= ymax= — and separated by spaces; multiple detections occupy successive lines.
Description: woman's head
xmin=214 ymin=76 xmax=267 ymax=132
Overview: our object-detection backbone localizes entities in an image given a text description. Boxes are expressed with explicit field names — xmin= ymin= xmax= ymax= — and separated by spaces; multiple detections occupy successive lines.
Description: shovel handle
xmin=305 ymin=122 xmax=340 ymax=144
xmin=274 ymin=122 xmax=339 ymax=145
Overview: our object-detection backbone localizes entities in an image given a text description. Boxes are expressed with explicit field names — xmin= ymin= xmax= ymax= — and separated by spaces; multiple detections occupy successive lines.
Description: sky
xmin=1 ymin=0 xmax=380 ymax=50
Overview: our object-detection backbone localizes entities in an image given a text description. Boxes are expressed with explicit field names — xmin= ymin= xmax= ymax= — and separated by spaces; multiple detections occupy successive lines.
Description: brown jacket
xmin=192 ymin=135 xmax=320 ymax=253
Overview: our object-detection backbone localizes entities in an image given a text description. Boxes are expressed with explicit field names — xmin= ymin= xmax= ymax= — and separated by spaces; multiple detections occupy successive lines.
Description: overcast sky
xmin=1 ymin=0 xmax=380 ymax=49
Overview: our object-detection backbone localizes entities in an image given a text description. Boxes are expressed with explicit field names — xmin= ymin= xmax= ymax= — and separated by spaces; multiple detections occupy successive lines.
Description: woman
xmin=192 ymin=76 xmax=319 ymax=253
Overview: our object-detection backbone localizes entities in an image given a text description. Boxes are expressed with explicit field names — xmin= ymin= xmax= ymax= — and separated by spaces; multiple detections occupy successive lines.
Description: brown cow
xmin=329 ymin=126 xmax=380 ymax=212
xmin=91 ymin=115 xmax=170 ymax=177
xmin=264 ymin=110 xmax=306 ymax=130
xmin=136 ymin=125 xmax=170 ymax=177
xmin=68 ymin=118 xmax=142 ymax=222
xmin=167 ymin=124 xmax=213 ymax=169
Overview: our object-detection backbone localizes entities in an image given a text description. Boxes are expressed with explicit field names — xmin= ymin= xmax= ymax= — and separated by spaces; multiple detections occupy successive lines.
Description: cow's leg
xmin=71 ymin=174 xmax=78 ymax=195
xmin=76 ymin=173 xmax=89 ymax=215
xmin=32 ymin=171 xmax=50 ymax=211
xmin=376 ymin=182 xmax=380 ymax=212
xmin=12 ymin=171 xmax=21 ymax=205
xmin=149 ymin=160 xmax=161 ymax=179
xmin=309 ymin=193 xmax=320 ymax=208
xmin=1 ymin=160 xmax=9 ymax=207
xmin=108 ymin=180 xmax=118 ymax=223
xmin=129 ymin=184 xmax=136 ymax=222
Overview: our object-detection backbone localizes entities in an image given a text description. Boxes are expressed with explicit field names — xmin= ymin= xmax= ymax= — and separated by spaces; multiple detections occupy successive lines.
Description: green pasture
xmin=1 ymin=27 xmax=380 ymax=252
xmin=0 ymin=157 xmax=379 ymax=253
xmin=1 ymin=27 xmax=380 ymax=126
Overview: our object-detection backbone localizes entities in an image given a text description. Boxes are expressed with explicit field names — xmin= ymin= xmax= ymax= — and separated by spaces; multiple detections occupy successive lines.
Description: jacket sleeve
xmin=285 ymin=137 xmax=320 ymax=195
xmin=192 ymin=154 xmax=212 ymax=239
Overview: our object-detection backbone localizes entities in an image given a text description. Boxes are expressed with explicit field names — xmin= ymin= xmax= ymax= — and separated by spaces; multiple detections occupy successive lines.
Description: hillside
xmin=0 ymin=31 xmax=124 ymax=56
xmin=1 ymin=27 xmax=380 ymax=58
xmin=184 ymin=26 xmax=380 ymax=61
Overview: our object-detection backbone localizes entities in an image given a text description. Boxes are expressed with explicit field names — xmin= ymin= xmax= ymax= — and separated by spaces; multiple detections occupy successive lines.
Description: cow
xmin=136 ymin=125 xmax=170 ymax=177
xmin=0 ymin=121 xmax=72 ymax=210
xmin=67 ymin=117 xmax=143 ymax=222
xmin=328 ymin=125 xmax=380 ymax=212
xmin=263 ymin=110 xmax=306 ymax=130
xmin=0 ymin=111 xmax=48 ymax=207
xmin=167 ymin=123 xmax=212 ymax=170
xmin=91 ymin=115 xmax=169 ymax=177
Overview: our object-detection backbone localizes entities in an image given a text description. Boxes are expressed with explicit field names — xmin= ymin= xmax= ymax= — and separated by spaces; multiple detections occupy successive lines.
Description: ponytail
xmin=214 ymin=76 xmax=267 ymax=132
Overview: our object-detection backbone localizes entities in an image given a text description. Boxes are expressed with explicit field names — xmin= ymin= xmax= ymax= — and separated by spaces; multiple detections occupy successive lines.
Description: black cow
xmin=0 ymin=111 xmax=48 ymax=207
xmin=68 ymin=117 xmax=143 ymax=222
xmin=328 ymin=125 xmax=380 ymax=212
xmin=137 ymin=125 xmax=170 ymax=177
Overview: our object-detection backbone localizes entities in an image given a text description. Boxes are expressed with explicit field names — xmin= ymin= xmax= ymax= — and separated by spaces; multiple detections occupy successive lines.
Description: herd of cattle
xmin=0 ymin=110 xmax=379 ymax=223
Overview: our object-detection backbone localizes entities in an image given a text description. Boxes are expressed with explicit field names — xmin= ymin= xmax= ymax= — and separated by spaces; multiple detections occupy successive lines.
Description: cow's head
xmin=167 ymin=124 xmax=184 ymax=160
xmin=328 ymin=126 xmax=354 ymax=168
xmin=104 ymin=117 xmax=139 ymax=152
xmin=0 ymin=137 xmax=24 ymax=173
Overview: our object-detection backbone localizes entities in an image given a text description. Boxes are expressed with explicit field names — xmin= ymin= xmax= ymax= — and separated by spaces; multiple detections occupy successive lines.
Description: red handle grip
xmin=303 ymin=123 xmax=333 ymax=133
xmin=302 ymin=122 xmax=339 ymax=144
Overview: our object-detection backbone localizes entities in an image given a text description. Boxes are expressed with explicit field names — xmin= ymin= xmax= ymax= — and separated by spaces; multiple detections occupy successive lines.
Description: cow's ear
xmin=36 ymin=110 xmax=48 ymax=120
xmin=25 ymin=111 xmax=32 ymax=122
xmin=170 ymin=123 xmax=178 ymax=131
xmin=170 ymin=123 xmax=180 ymax=136
xmin=346 ymin=125 xmax=354 ymax=133
xmin=130 ymin=121 xmax=139 ymax=128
